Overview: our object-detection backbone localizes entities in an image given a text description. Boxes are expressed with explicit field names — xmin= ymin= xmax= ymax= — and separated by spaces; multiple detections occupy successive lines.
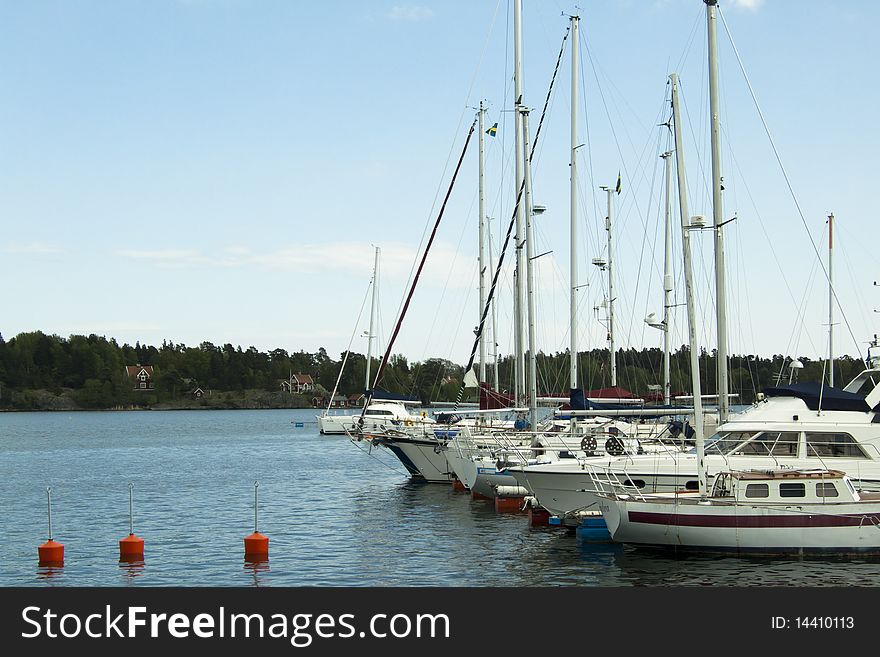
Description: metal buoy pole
xmin=119 ymin=482 xmax=145 ymax=562
xmin=38 ymin=487 xmax=64 ymax=565
xmin=244 ymin=480 xmax=269 ymax=561
xmin=47 ymin=487 xmax=53 ymax=541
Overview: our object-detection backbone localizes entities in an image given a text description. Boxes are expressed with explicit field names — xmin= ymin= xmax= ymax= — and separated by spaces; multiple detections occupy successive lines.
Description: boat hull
xmin=373 ymin=433 xmax=454 ymax=483
xmin=599 ymin=495 xmax=880 ymax=555
xmin=508 ymin=455 xmax=880 ymax=521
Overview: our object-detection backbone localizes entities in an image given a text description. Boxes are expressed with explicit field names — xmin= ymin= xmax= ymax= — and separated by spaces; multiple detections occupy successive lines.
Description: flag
xmin=486 ymin=122 xmax=498 ymax=137
xmin=463 ymin=368 xmax=479 ymax=388
xmin=615 ymin=172 xmax=621 ymax=195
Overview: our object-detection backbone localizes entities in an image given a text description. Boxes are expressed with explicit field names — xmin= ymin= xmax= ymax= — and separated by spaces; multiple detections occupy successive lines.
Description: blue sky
xmin=1 ymin=0 xmax=878 ymax=371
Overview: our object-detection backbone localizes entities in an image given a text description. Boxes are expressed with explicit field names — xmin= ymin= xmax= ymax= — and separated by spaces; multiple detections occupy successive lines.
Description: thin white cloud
xmin=728 ymin=0 xmax=763 ymax=10
xmin=387 ymin=5 xmax=434 ymax=21
xmin=117 ymin=249 xmax=205 ymax=269
xmin=116 ymin=241 xmax=475 ymax=287
xmin=2 ymin=242 xmax=64 ymax=254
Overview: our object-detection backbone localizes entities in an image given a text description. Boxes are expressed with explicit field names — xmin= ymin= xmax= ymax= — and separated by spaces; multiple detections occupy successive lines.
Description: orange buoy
xmin=119 ymin=534 xmax=145 ymax=561
xmin=38 ymin=539 xmax=65 ymax=566
xmin=38 ymin=487 xmax=64 ymax=566
xmin=244 ymin=481 xmax=269 ymax=561
xmin=244 ymin=531 xmax=269 ymax=559
xmin=119 ymin=483 xmax=145 ymax=561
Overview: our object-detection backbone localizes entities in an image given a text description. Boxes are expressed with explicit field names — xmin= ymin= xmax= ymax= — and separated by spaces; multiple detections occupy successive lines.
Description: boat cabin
xmin=709 ymin=469 xmax=864 ymax=504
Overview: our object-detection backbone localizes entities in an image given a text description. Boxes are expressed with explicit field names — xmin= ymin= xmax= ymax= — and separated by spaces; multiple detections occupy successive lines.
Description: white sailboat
xmin=597 ymin=468 xmax=880 ymax=555
xmin=597 ymin=113 xmax=880 ymax=552
xmin=318 ymin=247 xmax=432 ymax=435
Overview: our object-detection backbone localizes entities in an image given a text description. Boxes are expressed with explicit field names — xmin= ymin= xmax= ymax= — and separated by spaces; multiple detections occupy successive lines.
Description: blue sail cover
xmin=569 ymin=388 xmax=614 ymax=411
xmin=763 ymin=383 xmax=870 ymax=412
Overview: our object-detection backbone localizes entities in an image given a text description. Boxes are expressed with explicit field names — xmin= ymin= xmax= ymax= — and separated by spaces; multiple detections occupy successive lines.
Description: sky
xmin=1 ymin=0 xmax=878 ymax=371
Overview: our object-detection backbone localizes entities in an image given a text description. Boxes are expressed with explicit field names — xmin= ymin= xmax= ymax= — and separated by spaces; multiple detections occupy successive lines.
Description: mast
xmin=569 ymin=14 xmax=580 ymax=393
xmin=478 ymin=102 xmax=488 ymax=384
xmin=828 ymin=212 xmax=834 ymax=387
xmin=671 ymin=72 xmax=707 ymax=497
xmin=365 ymin=246 xmax=379 ymax=396
xmin=599 ymin=185 xmax=617 ymax=388
xmin=513 ymin=0 xmax=526 ymax=405
xmin=706 ymin=0 xmax=729 ymax=422
xmin=521 ymin=107 xmax=538 ymax=430
xmin=488 ymin=224 xmax=500 ymax=390
xmin=661 ymin=151 xmax=674 ymax=406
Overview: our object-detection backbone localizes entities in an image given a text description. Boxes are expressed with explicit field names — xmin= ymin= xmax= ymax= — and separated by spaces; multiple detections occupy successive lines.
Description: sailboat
xmin=443 ymin=10 xmax=691 ymax=499
xmin=595 ymin=16 xmax=880 ymax=554
xmin=597 ymin=466 xmax=880 ymax=555
xmin=502 ymin=0 xmax=877 ymax=525
xmin=317 ymin=246 xmax=431 ymax=436
xmin=596 ymin=138 xmax=880 ymax=552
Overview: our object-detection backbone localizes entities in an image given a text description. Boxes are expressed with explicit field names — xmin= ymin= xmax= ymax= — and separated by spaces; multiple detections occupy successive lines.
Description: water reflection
xmin=244 ymin=558 xmax=270 ymax=586
xmin=118 ymin=559 xmax=145 ymax=583
xmin=610 ymin=547 xmax=880 ymax=587
xmin=35 ymin=565 xmax=65 ymax=583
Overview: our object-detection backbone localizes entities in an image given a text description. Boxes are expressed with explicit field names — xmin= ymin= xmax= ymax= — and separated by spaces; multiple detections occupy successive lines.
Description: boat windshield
xmin=698 ymin=431 xmax=758 ymax=455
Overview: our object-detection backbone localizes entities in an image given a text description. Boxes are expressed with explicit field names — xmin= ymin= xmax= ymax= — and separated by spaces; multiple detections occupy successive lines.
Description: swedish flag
xmin=615 ymin=172 xmax=621 ymax=195
xmin=486 ymin=122 xmax=498 ymax=137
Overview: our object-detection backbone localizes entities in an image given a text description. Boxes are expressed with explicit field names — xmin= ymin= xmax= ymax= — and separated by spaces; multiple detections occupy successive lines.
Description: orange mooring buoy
xmin=38 ymin=539 xmax=65 ymax=566
xmin=38 ymin=487 xmax=64 ymax=566
xmin=119 ymin=483 xmax=145 ymax=562
xmin=120 ymin=534 xmax=145 ymax=561
xmin=244 ymin=481 xmax=269 ymax=561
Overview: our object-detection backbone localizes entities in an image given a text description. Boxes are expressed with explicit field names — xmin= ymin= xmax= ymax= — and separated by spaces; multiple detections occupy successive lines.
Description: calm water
xmin=2 ymin=408 xmax=880 ymax=587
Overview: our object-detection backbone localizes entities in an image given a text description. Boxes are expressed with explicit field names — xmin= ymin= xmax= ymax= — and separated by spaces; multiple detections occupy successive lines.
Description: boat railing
xmin=583 ymin=463 xmax=650 ymax=502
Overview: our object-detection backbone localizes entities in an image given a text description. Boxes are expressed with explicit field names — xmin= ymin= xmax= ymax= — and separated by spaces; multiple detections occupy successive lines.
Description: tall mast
xmin=706 ymin=0 xmax=729 ymax=422
xmin=599 ymin=185 xmax=617 ymax=388
xmin=478 ymin=102 xmax=488 ymax=384
xmin=488 ymin=225 xmax=500 ymax=390
xmin=671 ymin=73 xmax=706 ymax=497
xmin=569 ymin=14 xmax=580 ymax=393
xmin=828 ymin=212 xmax=834 ymax=387
xmin=365 ymin=246 xmax=380 ymax=395
xmin=661 ymin=151 xmax=674 ymax=406
xmin=513 ymin=0 xmax=526 ymax=405
xmin=522 ymin=107 xmax=538 ymax=429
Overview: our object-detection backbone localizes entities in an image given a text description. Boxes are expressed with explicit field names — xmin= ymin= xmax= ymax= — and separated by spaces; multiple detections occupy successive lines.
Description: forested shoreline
xmin=0 ymin=331 xmax=866 ymax=411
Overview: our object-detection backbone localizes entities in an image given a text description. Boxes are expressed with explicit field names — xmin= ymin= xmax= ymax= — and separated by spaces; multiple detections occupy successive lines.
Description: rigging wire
xmin=323 ymin=273 xmax=373 ymax=412
xmin=369 ymin=119 xmax=478 ymax=403
xmin=390 ymin=0 xmax=506 ymax=360
xmin=451 ymin=24 xmax=571 ymax=411
xmin=718 ymin=6 xmax=863 ymax=359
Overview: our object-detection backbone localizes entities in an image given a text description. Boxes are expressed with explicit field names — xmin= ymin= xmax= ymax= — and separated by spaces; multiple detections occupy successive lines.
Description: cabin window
xmin=685 ymin=480 xmax=699 ymax=491
xmin=805 ymin=433 xmax=867 ymax=459
xmin=732 ymin=432 xmax=799 ymax=457
xmin=368 ymin=410 xmax=395 ymax=417
xmin=816 ymin=482 xmax=839 ymax=498
xmin=703 ymin=432 xmax=758 ymax=456
xmin=844 ymin=372 xmax=877 ymax=397
xmin=779 ymin=483 xmax=806 ymax=498
xmin=745 ymin=483 xmax=769 ymax=498
xmin=622 ymin=479 xmax=646 ymax=489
